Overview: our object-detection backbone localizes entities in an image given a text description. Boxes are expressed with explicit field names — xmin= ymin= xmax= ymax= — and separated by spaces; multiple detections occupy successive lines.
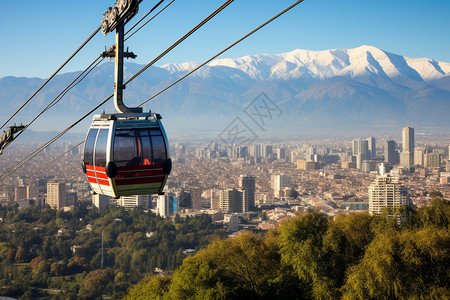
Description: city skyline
xmin=1 ymin=1 xmax=448 ymax=297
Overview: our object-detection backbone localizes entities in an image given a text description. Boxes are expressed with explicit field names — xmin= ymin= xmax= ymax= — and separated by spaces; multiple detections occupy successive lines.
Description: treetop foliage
xmin=126 ymin=199 xmax=450 ymax=299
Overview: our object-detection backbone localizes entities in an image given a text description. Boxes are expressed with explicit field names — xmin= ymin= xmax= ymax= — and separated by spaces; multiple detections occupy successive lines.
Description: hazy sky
xmin=1 ymin=0 xmax=449 ymax=78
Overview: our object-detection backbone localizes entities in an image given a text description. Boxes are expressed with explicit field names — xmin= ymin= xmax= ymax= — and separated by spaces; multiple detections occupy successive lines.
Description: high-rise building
xmin=414 ymin=147 xmax=425 ymax=166
xmin=424 ymin=152 xmax=441 ymax=168
xmin=65 ymin=191 xmax=77 ymax=207
xmin=276 ymin=148 xmax=286 ymax=161
xmin=176 ymin=190 xmax=192 ymax=211
xmin=15 ymin=186 xmax=27 ymax=203
xmin=352 ymin=139 xmax=370 ymax=161
xmin=27 ymin=186 xmax=39 ymax=200
xmin=271 ymin=174 xmax=290 ymax=198
xmin=210 ymin=189 xmax=221 ymax=210
xmin=238 ymin=175 xmax=255 ymax=211
xmin=189 ymin=188 xmax=203 ymax=211
xmin=46 ymin=182 xmax=66 ymax=210
xmin=92 ymin=194 xmax=111 ymax=210
xmin=368 ymin=175 xmax=410 ymax=215
xmin=400 ymin=127 xmax=414 ymax=168
xmin=157 ymin=193 xmax=177 ymax=217
xmin=220 ymin=189 xmax=246 ymax=213
xmin=297 ymin=160 xmax=318 ymax=170
xmin=263 ymin=145 xmax=273 ymax=158
xmin=367 ymin=137 xmax=376 ymax=159
xmin=384 ymin=140 xmax=397 ymax=164
xmin=249 ymin=144 xmax=262 ymax=158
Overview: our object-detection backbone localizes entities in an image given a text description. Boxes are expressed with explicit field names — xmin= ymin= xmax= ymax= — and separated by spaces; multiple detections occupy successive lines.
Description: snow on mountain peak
xmin=161 ymin=46 xmax=450 ymax=82
xmin=161 ymin=61 xmax=200 ymax=73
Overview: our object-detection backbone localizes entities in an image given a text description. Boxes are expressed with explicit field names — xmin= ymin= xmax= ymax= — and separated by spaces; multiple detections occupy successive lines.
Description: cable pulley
xmin=101 ymin=0 xmax=140 ymax=35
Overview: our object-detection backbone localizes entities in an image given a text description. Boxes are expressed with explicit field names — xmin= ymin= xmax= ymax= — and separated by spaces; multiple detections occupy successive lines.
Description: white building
xmin=400 ymin=127 xmax=414 ymax=168
xmin=117 ymin=195 xmax=146 ymax=210
xmin=46 ymin=182 xmax=66 ymax=210
xmin=271 ymin=174 xmax=289 ymax=198
xmin=368 ymin=175 xmax=410 ymax=215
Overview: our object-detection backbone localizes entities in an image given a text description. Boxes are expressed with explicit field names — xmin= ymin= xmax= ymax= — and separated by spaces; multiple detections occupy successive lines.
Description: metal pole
xmin=114 ymin=22 xmax=141 ymax=113
xmin=101 ymin=230 xmax=104 ymax=269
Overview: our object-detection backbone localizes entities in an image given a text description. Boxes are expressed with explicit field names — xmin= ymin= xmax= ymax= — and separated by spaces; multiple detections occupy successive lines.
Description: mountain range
xmin=1 ymin=45 xmax=449 ymax=138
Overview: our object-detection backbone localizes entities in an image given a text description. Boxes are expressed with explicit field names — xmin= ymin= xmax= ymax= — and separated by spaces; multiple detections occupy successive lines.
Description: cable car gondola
xmin=82 ymin=112 xmax=171 ymax=198
xmin=82 ymin=0 xmax=171 ymax=198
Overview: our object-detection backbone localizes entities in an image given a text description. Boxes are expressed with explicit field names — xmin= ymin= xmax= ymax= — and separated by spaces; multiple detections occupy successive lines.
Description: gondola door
xmin=83 ymin=121 xmax=114 ymax=196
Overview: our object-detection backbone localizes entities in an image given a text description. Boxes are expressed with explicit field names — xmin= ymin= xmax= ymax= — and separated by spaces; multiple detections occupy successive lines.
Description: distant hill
xmin=1 ymin=45 xmax=449 ymax=137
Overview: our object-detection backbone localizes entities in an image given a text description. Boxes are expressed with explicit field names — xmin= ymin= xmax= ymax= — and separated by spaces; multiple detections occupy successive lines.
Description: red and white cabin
xmin=82 ymin=112 xmax=171 ymax=198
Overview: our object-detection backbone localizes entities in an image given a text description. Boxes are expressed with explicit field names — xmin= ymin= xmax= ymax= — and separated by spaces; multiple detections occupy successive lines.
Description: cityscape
xmin=1 ymin=126 xmax=448 ymax=230
xmin=1 ymin=0 xmax=449 ymax=298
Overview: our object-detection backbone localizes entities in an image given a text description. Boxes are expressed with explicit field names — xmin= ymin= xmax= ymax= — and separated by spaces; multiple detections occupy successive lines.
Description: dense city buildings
xmin=0 ymin=126 xmax=448 ymax=231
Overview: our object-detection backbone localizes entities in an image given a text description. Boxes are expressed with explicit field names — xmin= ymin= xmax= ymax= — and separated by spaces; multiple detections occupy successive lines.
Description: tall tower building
xmin=46 ymin=182 xmax=66 ymax=210
xmin=385 ymin=140 xmax=397 ymax=164
xmin=424 ymin=152 xmax=441 ymax=168
xmin=250 ymin=144 xmax=262 ymax=158
xmin=27 ymin=186 xmax=39 ymax=200
xmin=352 ymin=139 xmax=370 ymax=161
xmin=367 ymin=137 xmax=376 ymax=159
xmin=220 ymin=189 xmax=246 ymax=213
xmin=210 ymin=189 xmax=221 ymax=210
xmin=157 ymin=193 xmax=177 ymax=217
xmin=92 ymin=194 xmax=111 ymax=210
xmin=238 ymin=175 xmax=255 ymax=211
xmin=15 ymin=186 xmax=27 ymax=203
xmin=263 ymin=145 xmax=273 ymax=158
xmin=271 ymin=174 xmax=289 ymax=198
xmin=414 ymin=147 xmax=425 ymax=166
xmin=276 ymin=148 xmax=286 ymax=160
xmin=368 ymin=175 xmax=410 ymax=215
xmin=400 ymin=127 xmax=414 ymax=168
xmin=189 ymin=188 xmax=203 ymax=211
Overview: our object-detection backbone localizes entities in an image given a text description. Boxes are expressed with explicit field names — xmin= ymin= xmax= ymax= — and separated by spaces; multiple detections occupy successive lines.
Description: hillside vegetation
xmin=126 ymin=198 xmax=449 ymax=300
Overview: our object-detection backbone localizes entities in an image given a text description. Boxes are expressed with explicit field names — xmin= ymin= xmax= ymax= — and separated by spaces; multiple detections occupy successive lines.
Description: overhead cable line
xmin=0 ymin=26 xmax=102 ymax=131
xmin=138 ymin=0 xmax=305 ymax=106
xmin=125 ymin=0 xmax=173 ymax=41
xmin=3 ymin=0 xmax=172 ymax=149
xmin=125 ymin=0 xmax=234 ymax=84
xmin=0 ymin=0 xmax=234 ymax=182
xmin=12 ymin=57 xmax=105 ymax=144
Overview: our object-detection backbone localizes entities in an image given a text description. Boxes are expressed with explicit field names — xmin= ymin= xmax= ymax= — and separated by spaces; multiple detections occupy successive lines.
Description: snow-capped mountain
xmin=162 ymin=45 xmax=450 ymax=81
xmin=1 ymin=46 xmax=450 ymax=136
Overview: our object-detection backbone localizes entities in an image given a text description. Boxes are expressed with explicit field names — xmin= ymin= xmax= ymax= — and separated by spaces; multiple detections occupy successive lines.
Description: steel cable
xmin=0 ymin=0 xmax=235 ymax=182
xmin=137 ymin=0 xmax=305 ymax=107
xmin=0 ymin=26 xmax=101 ymax=131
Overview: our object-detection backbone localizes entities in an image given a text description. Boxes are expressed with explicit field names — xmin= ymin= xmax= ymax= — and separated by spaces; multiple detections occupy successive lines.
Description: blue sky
xmin=1 ymin=0 xmax=449 ymax=78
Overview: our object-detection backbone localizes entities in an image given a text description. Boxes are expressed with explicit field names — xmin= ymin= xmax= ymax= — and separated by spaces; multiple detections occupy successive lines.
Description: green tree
xmin=79 ymin=268 xmax=114 ymax=299
xmin=342 ymin=227 xmax=450 ymax=299
xmin=124 ymin=275 xmax=172 ymax=300
xmin=278 ymin=211 xmax=330 ymax=299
